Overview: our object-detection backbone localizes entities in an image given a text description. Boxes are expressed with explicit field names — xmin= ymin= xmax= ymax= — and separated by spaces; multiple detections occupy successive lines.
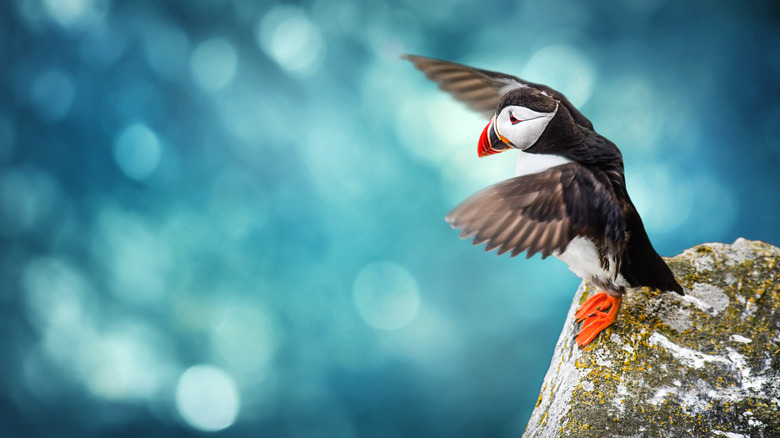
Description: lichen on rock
xmin=523 ymin=238 xmax=780 ymax=438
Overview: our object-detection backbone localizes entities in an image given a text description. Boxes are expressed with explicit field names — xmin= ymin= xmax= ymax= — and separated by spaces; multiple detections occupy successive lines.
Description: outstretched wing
xmin=403 ymin=54 xmax=593 ymax=129
xmin=446 ymin=163 xmax=624 ymax=259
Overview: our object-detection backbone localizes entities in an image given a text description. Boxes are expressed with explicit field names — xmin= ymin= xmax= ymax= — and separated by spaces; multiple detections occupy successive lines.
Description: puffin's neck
xmin=527 ymin=109 xmax=623 ymax=171
xmin=525 ymin=107 xmax=586 ymax=157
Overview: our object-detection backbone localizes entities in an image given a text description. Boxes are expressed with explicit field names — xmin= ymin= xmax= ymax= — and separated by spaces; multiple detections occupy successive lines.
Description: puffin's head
xmin=478 ymin=87 xmax=559 ymax=157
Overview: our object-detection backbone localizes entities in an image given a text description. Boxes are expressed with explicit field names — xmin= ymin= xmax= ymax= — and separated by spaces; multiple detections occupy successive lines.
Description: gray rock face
xmin=523 ymin=238 xmax=780 ymax=438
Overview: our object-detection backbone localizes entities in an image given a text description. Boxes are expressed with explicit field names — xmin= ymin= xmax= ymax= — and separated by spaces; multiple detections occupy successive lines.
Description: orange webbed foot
xmin=574 ymin=291 xmax=622 ymax=348
xmin=574 ymin=292 xmax=609 ymax=323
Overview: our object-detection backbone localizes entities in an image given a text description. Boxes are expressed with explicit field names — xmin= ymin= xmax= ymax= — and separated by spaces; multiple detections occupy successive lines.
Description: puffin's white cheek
xmin=508 ymin=116 xmax=553 ymax=150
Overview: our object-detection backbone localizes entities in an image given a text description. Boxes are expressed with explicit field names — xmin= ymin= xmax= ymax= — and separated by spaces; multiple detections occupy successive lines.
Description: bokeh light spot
xmin=113 ymin=123 xmax=162 ymax=180
xmin=93 ymin=206 xmax=173 ymax=305
xmin=0 ymin=167 xmax=58 ymax=237
xmin=141 ymin=19 xmax=190 ymax=81
xmin=522 ymin=44 xmax=595 ymax=108
xmin=30 ymin=69 xmax=75 ymax=121
xmin=626 ymin=164 xmax=693 ymax=234
xmin=592 ymin=75 xmax=665 ymax=155
xmin=384 ymin=307 xmax=462 ymax=372
xmin=43 ymin=0 xmax=107 ymax=30
xmin=85 ymin=323 xmax=172 ymax=401
xmin=209 ymin=299 xmax=275 ymax=383
xmin=257 ymin=6 xmax=324 ymax=76
xmin=353 ymin=262 xmax=421 ymax=330
xmin=190 ymin=37 xmax=237 ymax=91
xmin=22 ymin=257 xmax=91 ymax=331
xmin=176 ymin=365 xmax=240 ymax=432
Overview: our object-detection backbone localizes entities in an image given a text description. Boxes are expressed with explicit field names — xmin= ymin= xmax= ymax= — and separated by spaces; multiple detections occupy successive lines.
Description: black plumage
xmin=406 ymin=54 xmax=683 ymax=298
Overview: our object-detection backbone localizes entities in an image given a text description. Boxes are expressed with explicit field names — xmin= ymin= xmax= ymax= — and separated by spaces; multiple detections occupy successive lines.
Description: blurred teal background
xmin=1 ymin=0 xmax=779 ymax=436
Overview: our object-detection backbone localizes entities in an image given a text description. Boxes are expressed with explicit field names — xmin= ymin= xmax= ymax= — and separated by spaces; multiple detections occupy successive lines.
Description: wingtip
xmin=484 ymin=240 xmax=501 ymax=253
xmin=471 ymin=236 xmax=489 ymax=246
xmin=458 ymin=229 xmax=476 ymax=240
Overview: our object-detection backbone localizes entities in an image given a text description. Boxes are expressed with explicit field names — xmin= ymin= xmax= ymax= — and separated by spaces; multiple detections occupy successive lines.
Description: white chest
xmin=514 ymin=150 xmax=572 ymax=177
xmin=555 ymin=237 xmax=628 ymax=291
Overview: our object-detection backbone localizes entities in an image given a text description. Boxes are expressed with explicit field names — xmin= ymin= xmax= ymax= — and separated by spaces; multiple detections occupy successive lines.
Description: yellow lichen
xmin=540 ymin=240 xmax=780 ymax=437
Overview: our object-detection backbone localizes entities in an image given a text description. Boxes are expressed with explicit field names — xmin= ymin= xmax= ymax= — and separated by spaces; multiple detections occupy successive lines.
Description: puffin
xmin=404 ymin=54 xmax=683 ymax=348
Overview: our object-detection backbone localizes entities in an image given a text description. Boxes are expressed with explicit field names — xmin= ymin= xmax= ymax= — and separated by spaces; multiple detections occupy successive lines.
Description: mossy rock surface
xmin=523 ymin=238 xmax=780 ymax=438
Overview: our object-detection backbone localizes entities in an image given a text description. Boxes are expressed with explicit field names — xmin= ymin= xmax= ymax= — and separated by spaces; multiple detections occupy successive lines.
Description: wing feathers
xmin=446 ymin=163 xmax=625 ymax=260
xmin=404 ymin=54 xmax=594 ymax=128
xmin=404 ymin=54 xmax=524 ymax=118
xmin=478 ymin=210 xmax=514 ymax=250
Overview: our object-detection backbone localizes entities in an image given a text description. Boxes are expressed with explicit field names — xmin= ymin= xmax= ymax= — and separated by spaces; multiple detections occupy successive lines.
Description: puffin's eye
xmin=509 ymin=112 xmax=519 ymax=124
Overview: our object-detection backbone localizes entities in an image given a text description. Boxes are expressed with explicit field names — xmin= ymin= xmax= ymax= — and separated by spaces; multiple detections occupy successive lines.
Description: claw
xmin=574 ymin=292 xmax=609 ymax=322
xmin=574 ymin=292 xmax=622 ymax=348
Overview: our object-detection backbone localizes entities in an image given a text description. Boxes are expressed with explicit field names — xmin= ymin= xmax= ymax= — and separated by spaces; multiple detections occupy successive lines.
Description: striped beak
xmin=478 ymin=115 xmax=511 ymax=157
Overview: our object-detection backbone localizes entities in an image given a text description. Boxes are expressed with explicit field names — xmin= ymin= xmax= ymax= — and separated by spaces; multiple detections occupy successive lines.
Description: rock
xmin=523 ymin=238 xmax=780 ymax=438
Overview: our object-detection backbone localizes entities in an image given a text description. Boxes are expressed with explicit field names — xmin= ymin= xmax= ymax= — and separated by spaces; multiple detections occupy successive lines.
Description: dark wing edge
xmin=402 ymin=54 xmax=516 ymax=119
xmin=402 ymin=54 xmax=593 ymax=129
xmin=445 ymin=163 xmax=624 ymax=260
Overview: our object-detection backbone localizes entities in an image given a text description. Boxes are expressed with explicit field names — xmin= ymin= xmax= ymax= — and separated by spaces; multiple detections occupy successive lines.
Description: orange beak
xmin=478 ymin=115 xmax=511 ymax=157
